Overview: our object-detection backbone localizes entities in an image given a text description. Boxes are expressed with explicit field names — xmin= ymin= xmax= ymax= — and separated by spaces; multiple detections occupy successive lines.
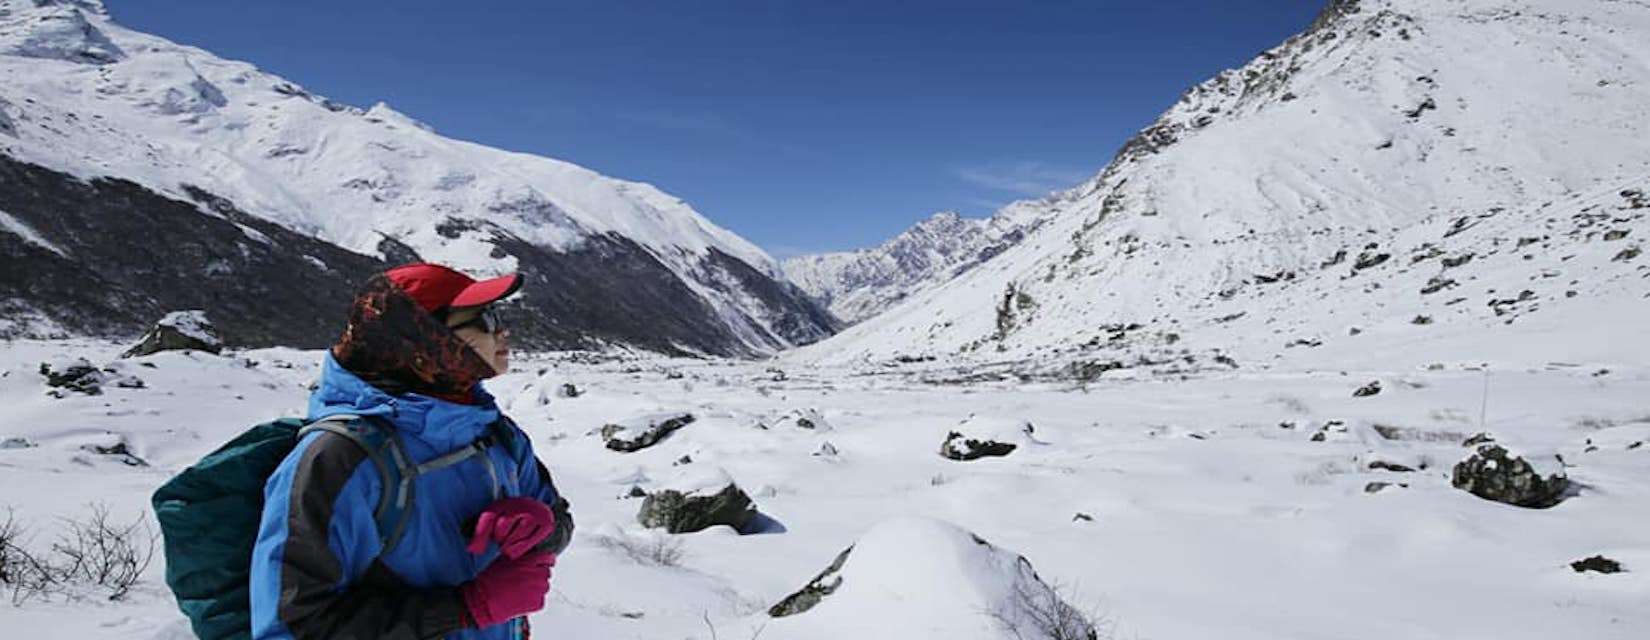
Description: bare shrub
xmin=592 ymin=531 xmax=687 ymax=567
xmin=0 ymin=504 xmax=156 ymax=604
xmin=991 ymin=576 xmax=1111 ymax=640
xmin=0 ymin=509 xmax=23 ymax=587
xmin=51 ymin=504 xmax=156 ymax=601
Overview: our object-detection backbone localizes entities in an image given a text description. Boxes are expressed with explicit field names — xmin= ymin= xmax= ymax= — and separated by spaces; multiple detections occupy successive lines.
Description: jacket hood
xmin=308 ymin=352 xmax=500 ymax=451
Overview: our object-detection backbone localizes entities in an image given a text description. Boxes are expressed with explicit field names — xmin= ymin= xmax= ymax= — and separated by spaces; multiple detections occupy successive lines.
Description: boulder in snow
xmin=121 ymin=311 xmax=224 ymax=358
xmin=601 ymin=412 xmax=694 ymax=452
xmin=555 ymin=383 xmax=582 ymax=398
xmin=940 ymin=415 xmax=1032 ymax=461
xmin=1570 ymin=555 xmax=1624 ymax=574
xmin=637 ymin=467 xmax=756 ymax=534
xmin=1352 ymin=380 xmax=1382 ymax=397
xmin=1452 ymin=444 xmax=1569 ymax=508
xmin=941 ymin=432 xmax=1017 ymax=461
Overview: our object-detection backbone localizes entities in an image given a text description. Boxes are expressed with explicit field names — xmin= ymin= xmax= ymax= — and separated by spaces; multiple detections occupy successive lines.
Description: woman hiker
xmin=250 ymin=263 xmax=573 ymax=640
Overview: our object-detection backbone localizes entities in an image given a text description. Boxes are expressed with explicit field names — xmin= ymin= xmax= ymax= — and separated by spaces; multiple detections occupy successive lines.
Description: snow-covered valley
xmin=2 ymin=0 xmax=1649 ymax=637
xmin=1 ymin=338 xmax=1647 ymax=639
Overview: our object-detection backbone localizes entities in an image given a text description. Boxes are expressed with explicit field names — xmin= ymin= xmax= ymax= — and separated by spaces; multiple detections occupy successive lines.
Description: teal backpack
xmin=151 ymin=415 xmax=518 ymax=640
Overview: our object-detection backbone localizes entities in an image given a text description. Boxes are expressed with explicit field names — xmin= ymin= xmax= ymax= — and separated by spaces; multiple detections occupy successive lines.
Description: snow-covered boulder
xmin=600 ymin=412 xmax=694 ymax=452
xmin=1452 ymin=444 xmax=1569 ymax=508
xmin=555 ymin=383 xmax=582 ymax=398
xmin=767 ymin=517 xmax=1100 ymax=640
xmin=940 ymin=415 xmax=1032 ymax=461
xmin=121 ymin=311 xmax=223 ymax=358
xmin=636 ymin=467 xmax=756 ymax=534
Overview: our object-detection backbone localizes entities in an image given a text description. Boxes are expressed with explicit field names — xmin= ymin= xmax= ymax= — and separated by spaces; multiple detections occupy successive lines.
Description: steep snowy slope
xmin=783 ymin=203 xmax=1050 ymax=324
xmin=797 ymin=0 xmax=1650 ymax=370
xmin=0 ymin=0 xmax=833 ymax=354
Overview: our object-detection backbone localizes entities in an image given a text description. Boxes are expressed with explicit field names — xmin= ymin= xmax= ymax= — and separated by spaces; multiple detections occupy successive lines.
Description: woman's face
xmin=447 ymin=308 xmax=510 ymax=376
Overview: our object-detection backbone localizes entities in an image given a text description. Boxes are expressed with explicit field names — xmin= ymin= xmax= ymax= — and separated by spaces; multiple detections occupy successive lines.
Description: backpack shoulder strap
xmin=489 ymin=416 xmax=527 ymax=460
xmin=298 ymin=415 xmax=418 ymax=555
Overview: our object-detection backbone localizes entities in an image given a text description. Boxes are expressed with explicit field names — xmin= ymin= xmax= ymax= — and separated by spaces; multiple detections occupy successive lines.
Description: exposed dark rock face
xmin=0 ymin=155 xmax=834 ymax=355
xmin=636 ymin=480 xmax=756 ymax=534
xmin=0 ymin=155 xmax=385 ymax=347
xmin=700 ymin=247 xmax=837 ymax=347
xmin=1353 ymin=380 xmax=1383 ymax=397
xmin=1452 ymin=445 xmax=1569 ymax=508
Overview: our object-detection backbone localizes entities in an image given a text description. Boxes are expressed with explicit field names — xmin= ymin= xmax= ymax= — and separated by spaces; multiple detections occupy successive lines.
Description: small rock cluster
xmin=39 ymin=357 xmax=144 ymax=397
xmin=1451 ymin=444 xmax=1568 ymax=508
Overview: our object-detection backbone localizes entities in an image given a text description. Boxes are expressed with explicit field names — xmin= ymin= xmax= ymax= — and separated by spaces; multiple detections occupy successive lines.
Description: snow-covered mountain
xmin=782 ymin=204 xmax=1049 ymax=324
xmin=795 ymin=0 xmax=1650 ymax=370
xmin=0 ymin=0 xmax=834 ymax=355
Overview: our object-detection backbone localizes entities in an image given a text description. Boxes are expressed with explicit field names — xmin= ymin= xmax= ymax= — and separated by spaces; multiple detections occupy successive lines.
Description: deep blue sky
xmin=113 ymin=0 xmax=1326 ymax=257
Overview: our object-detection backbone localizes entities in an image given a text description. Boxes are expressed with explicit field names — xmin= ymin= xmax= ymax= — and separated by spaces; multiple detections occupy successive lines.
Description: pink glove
xmin=462 ymin=551 xmax=555 ymax=629
xmin=466 ymin=497 xmax=556 ymax=559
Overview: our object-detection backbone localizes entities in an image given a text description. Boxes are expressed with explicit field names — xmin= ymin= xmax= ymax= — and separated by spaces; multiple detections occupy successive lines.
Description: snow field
xmin=1 ymin=340 xmax=1646 ymax=638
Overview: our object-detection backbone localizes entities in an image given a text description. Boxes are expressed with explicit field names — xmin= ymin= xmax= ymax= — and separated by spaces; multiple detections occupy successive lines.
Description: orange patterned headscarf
xmin=331 ymin=273 xmax=496 ymax=404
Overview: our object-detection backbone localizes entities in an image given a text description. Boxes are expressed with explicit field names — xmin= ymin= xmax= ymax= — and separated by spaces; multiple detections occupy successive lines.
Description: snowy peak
xmin=783 ymin=202 xmax=1054 ymax=324
xmin=798 ymin=0 xmax=1650 ymax=368
xmin=0 ymin=0 xmax=121 ymax=64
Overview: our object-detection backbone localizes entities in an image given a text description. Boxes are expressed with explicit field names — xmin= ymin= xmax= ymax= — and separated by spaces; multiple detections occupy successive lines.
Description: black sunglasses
xmin=447 ymin=307 xmax=504 ymax=335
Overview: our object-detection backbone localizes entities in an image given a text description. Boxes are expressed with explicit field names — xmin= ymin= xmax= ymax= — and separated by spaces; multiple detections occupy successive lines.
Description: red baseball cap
xmin=383 ymin=263 xmax=522 ymax=313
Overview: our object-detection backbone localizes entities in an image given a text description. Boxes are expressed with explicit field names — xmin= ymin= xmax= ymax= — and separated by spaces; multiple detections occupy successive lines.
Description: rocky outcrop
xmin=121 ymin=310 xmax=223 ymax=357
xmin=1452 ymin=445 xmax=1569 ymax=508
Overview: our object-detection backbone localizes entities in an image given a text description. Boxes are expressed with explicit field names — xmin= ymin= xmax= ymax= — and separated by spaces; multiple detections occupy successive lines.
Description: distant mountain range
xmin=0 ymin=0 xmax=834 ymax=355
xmin=782 ymin=205 xmax=1049 ymax=324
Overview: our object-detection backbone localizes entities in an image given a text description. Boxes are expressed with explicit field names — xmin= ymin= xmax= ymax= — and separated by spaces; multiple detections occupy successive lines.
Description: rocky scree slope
xmin=795 ymin=0 xmax=1650 ymax=372
xmin=0 ymin=0 xmax=833 ymax=354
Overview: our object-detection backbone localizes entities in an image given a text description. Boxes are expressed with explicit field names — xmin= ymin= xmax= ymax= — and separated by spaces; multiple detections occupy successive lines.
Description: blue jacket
xmin=250 ymin=353 xmax=564 ymax=640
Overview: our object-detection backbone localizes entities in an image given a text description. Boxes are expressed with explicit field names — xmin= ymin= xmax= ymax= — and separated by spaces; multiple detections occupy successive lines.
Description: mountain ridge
xmin=0 ymin=0 xmax=835 ymax=354
xmin=792 ymin=0 xmax=1650 ymax=370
